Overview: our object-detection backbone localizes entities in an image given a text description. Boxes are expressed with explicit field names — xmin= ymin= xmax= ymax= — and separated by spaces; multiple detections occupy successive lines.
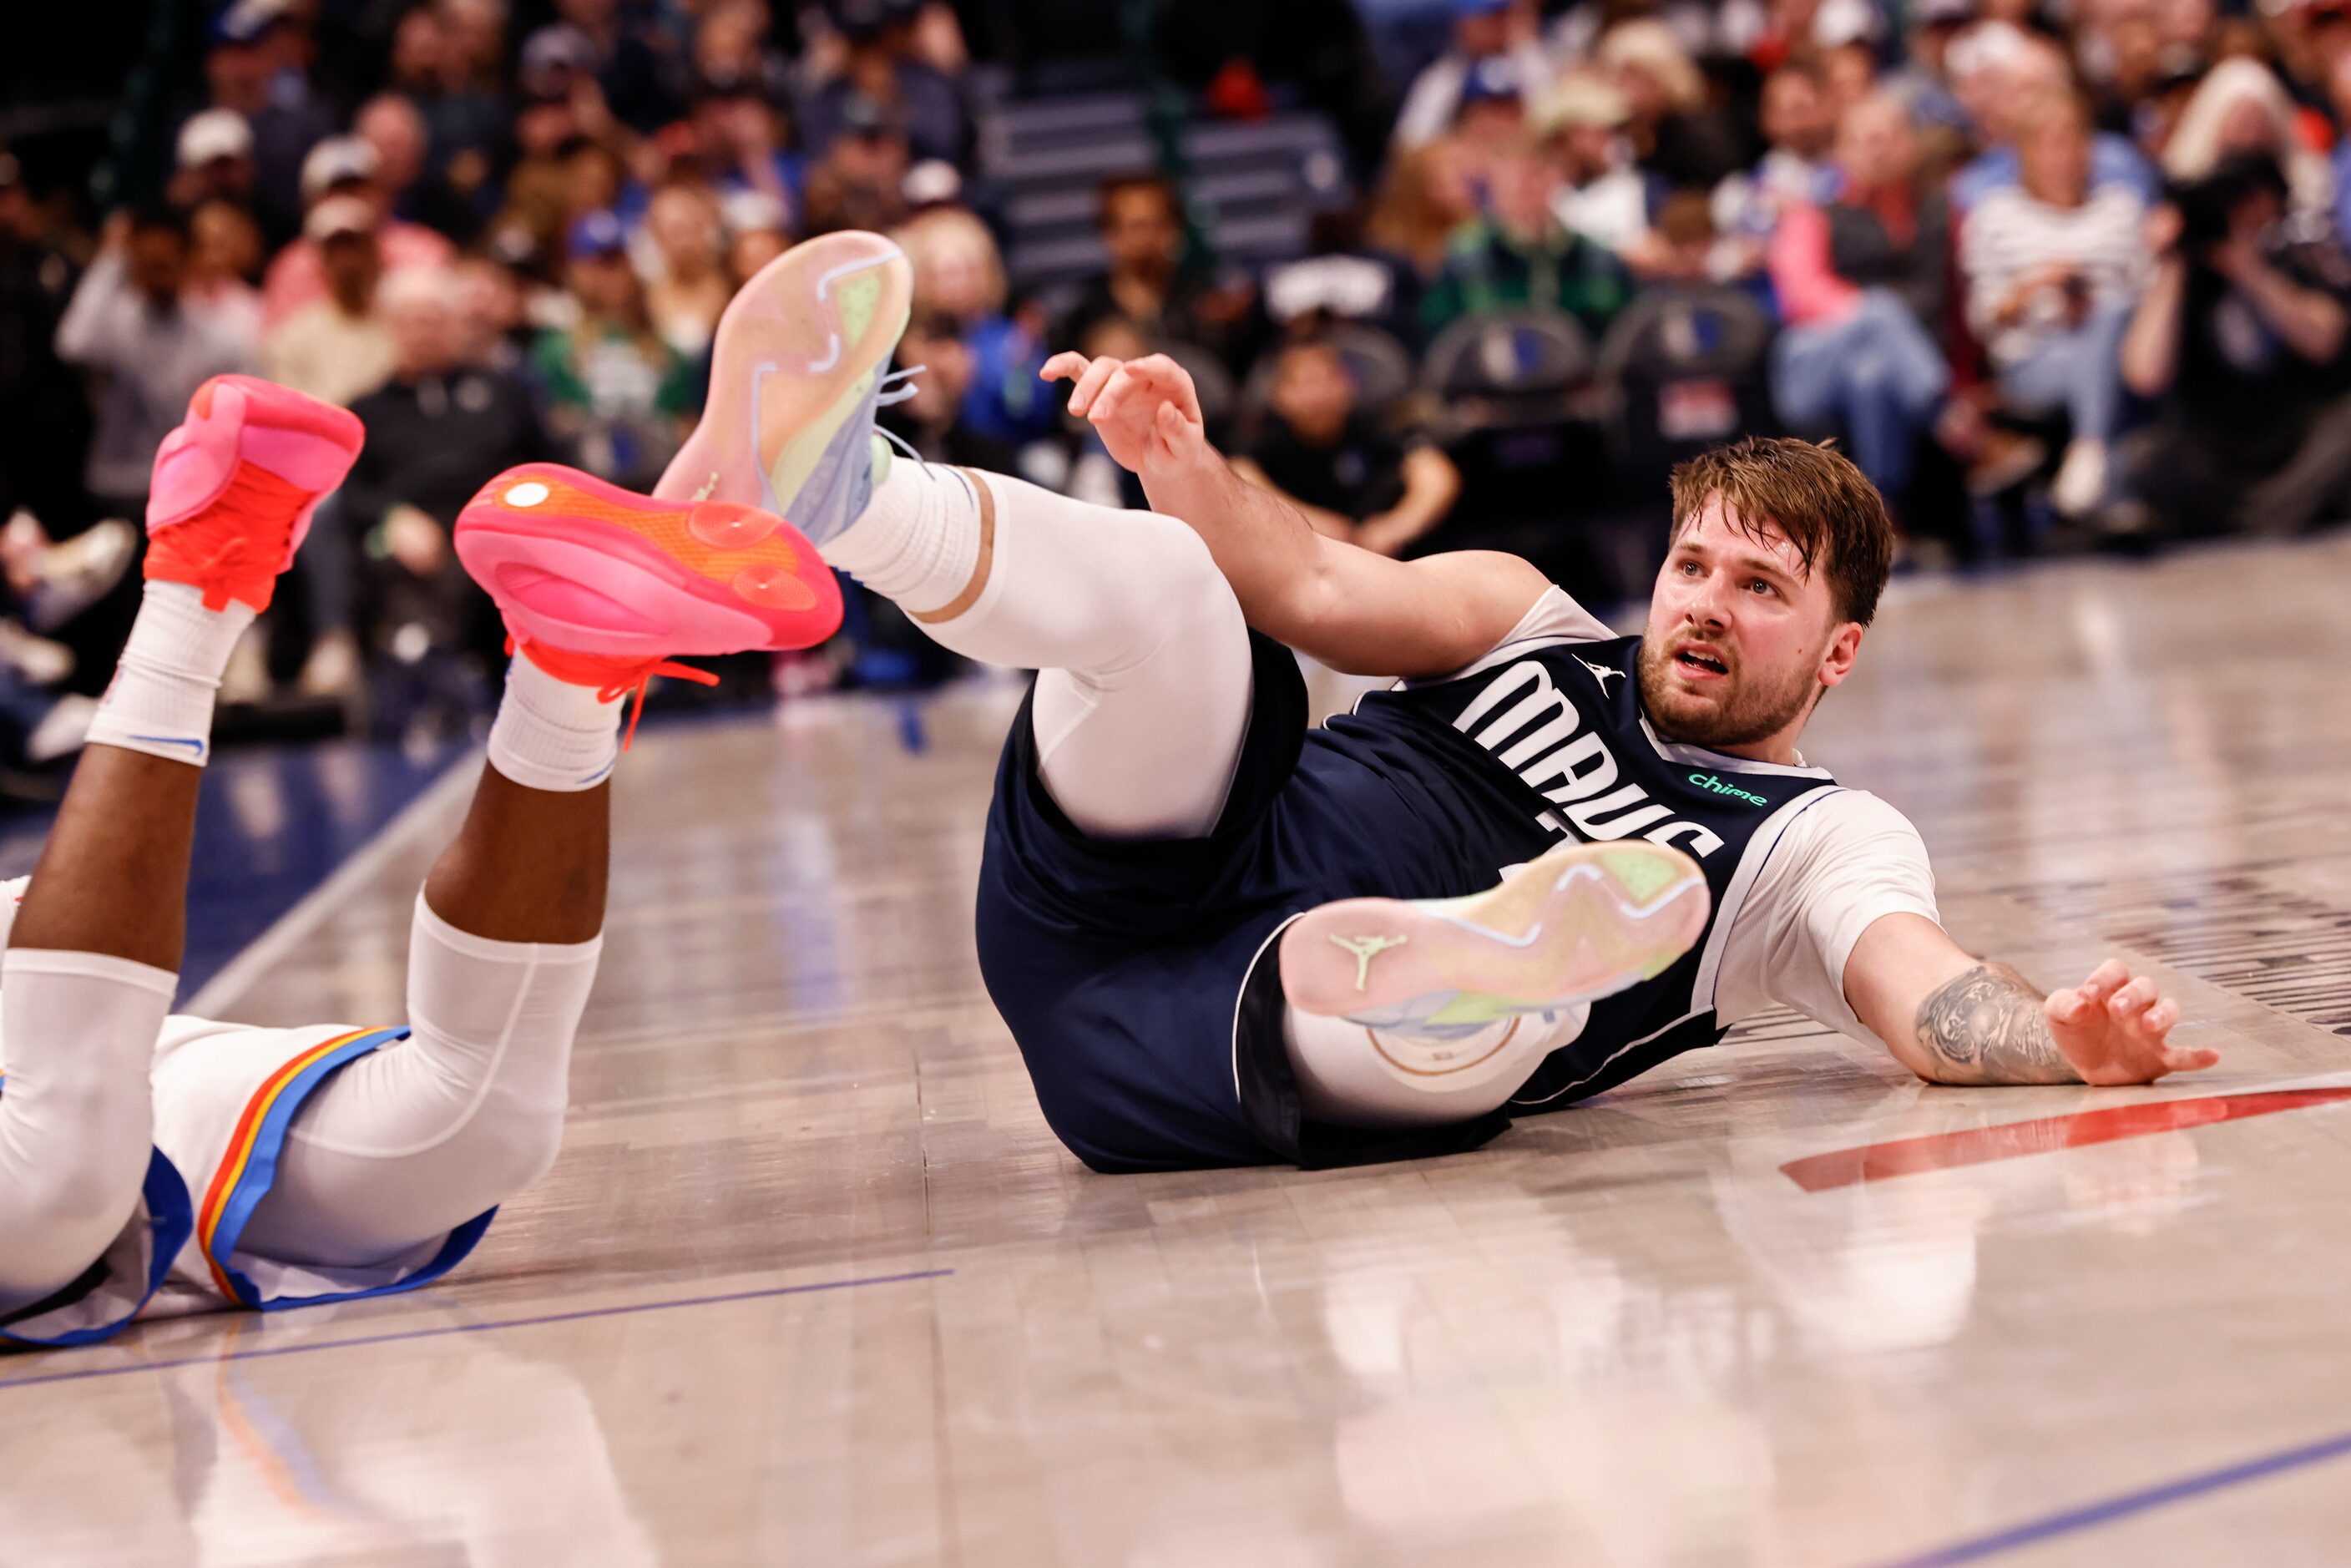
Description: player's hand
xmin=1042 ymin=352 xmax=1206 ymax=477
xmin=2045 ymin=959 xmax=2217 ymax=1085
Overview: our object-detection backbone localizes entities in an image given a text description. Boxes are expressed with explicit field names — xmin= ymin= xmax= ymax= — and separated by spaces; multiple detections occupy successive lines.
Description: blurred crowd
xmin=4 ymin=0 xmax=2351 ymax=761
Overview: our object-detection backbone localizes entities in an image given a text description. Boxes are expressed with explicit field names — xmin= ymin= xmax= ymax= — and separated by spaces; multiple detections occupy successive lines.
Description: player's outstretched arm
xmin=1043 ymin=351 xmax=1548 ymax=677
xmin=1843 ymin=913 xmax=2221 ymax=1087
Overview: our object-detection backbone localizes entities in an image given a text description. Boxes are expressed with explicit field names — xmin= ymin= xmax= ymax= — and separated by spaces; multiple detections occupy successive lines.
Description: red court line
xmin=1782 ymin=1088 xmax=2351 ymax=1192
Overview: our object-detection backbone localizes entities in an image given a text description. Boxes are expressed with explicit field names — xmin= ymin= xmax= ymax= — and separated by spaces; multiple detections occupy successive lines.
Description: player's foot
xmin=144 ymin=375 xmax=364 ymax=613
xmin=654 ymin=230 xmax=913 ymax=547
xmin=455 ymin=463 xmax=843 ymax=737
xmin=1279 ymin=839 xmax=1711 ymax=1032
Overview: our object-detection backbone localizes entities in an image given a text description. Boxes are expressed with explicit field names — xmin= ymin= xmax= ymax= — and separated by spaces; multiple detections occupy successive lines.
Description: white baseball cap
xmin=301 ymin=136 xmax=380 ymax=204
xmin=176 ymin=109 xmax=255 ymax=169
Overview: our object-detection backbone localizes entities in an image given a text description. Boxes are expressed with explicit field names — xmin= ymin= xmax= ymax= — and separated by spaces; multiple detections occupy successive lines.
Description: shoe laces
xmin=508 ymin=639 xmax=721 ymax=751
xmin=875 ymin=364 xmax=926 ymax=408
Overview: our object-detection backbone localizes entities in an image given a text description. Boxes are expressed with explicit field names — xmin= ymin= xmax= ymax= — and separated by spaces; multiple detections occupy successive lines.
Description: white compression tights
xmin=235 ymin=896 xmax=601 ymax=1269
xmin=830 ymin=461 xmax=1256 ymax=839
xmin=0 ymin=949 xmax=176 ymax=1313
xmin=0 ymin=895 xmax=598 ymax=1308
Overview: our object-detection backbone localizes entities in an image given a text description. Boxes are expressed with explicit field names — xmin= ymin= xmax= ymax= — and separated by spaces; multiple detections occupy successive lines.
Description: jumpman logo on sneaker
xmin=1577 ymin=657 xmax=1623 ymax=693
xmin=1329 ymin=933 xmax=1409 ymax=992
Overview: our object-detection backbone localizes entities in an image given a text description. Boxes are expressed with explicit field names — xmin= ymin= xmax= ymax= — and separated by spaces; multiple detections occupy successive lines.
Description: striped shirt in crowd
xmin=1960 ymin=185 xmax=2148 ymax=367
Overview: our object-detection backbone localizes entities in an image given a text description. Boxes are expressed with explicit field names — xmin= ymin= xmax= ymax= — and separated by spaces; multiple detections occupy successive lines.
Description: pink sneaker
xmin=145 ymin=375 xmax=364 ymax=613
xmin=455 ymin=463 xmax=844 ymax=738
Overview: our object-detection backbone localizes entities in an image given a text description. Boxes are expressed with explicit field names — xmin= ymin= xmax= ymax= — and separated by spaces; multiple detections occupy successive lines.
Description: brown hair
xmin=1668 ymin=437 xmax=1893 ymax=626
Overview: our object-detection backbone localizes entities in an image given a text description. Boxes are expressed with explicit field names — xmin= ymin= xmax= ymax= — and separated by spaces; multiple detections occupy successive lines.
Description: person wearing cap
xmin=54 ymin=206 xmax=258 ymax=515
xmin=1540 ymin=71 xmax=1657 ymax=260
xmin=196 ymin=0 xmax=335 ymax=245
xmin=528 ymin=210 xmax=697 ymax=488
xmin=1394 ymin=0 xmax=1554 ymax=152
xmin=801 ymin=0 xmax=972 ymax=169
xmin=721 ymin=187 xmax=793 ymax=278
xmin=1420 ymin=131 xmax=1635 ymax=338
xmin=1883 ymin=0 xmax=1978 ymax=136
xmin=356 ymin=93 xmax=478 ymax=245
xmin=169 ymin=109 xmax=258 ymax=214
xmin=801 ymin=92 xmax=914 ymax=235
xmin=691 ymin=72 xmax=806 ymax=219
xmin=259 ymin=135 xmax=457 ymax=330
xmin=263 ymin=196 xmax=398 ymax=407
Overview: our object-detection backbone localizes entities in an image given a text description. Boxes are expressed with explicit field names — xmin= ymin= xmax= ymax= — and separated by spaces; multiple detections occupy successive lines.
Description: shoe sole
xmin=1280 ymin=839 xmax=1711 ymax=1027
xmin=654 ymin=231 xmax=913 ymax=515
xmin=456 ymin=465 xmax=843 ymax=659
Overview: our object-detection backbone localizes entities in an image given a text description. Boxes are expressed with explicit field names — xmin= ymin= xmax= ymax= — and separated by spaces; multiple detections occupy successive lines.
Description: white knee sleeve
xmin=0 ymin=949 xmax=176 ymax=1312
xmin=235 ymin=896 xmax=600 ymax=1270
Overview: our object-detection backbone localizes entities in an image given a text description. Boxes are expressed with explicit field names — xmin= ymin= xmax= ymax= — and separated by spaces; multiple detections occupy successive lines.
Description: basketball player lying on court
xmin=675 ymin=233 xmax=2217 ymax=1172
xmin=0 ymin=377 xmax=840 ymax=1348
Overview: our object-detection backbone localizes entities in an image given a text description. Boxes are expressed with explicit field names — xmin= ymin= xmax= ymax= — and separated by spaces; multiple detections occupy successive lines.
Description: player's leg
xmin=235 ymin=465 xmax=843 ymax=1267
xmin=662 ymin=230 xmax=1254 ymax=839
xmin=0 ymin=377 xmax=361 ymax=1309
xmin=1276 ymin=838 xmax=1713 ymax=1127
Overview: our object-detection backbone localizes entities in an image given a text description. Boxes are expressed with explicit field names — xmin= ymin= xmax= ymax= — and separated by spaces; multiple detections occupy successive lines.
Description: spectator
xmin=801 ymin=94 xmax=913 ymax=235
xmin=1231 ymin=335 xmax=1462 ymax=557
xmin=803 ymin=0 xmax=972 ymax=169
xmin=2120 ymin=151 xmax=2351 ymax=536
xmin=357 ymin=93 xmax=478 ymax=244
xmin=722 ymin=188 xmax=792 ymax=279
xmin=894 ymin=205 xmax=1055 ymax=448
xmin=1769 ymin=94 xmax=1959 ymax=511
xmin=1712 ymin=63 xmax=1838 ymax=253
xmin=1394 ymin=0 xmax=1552 ymax=151
xmin=2166 ymin=59 xmax=2334 ymax=225
xmin=644 ymin=184 xmax=731 ymax=357
xmin=1883 ymin=0 xmax=1976 ymax=135
xmin=1598 ymin=19 xmax=1743 ymax=189
xmin=1362 ymin=139 xmax=1483 ymax=290
xmin=450 ymin=251 xmax=531 ymax=371
xmin=337 ymin=267 xmax=554 ymax=706
xmin=877 ymin=310 xmax=1019 ymax=470
xmin=194 ymin=0 xmax=336 ymax=246
xmin=530 ymin=210 xmax=696 ymax=488
xmin=390 ymin=3 xmax=508 ymax=229
xmin=1962 ymin=93 xmax=2147 ymax=515
xmin=692 ymin=0 xmax=794 ymax=105
xmin=1056 ymin=173 xmax=1221 ymax=357
xmin=55 ymin=207 xmax=257 ymax=515
xmin=186 ymin=200 xmax=266 ymax=347
xmin=529 ymin=1 xmax=677 ymax=134
xmin=265 ymin=197 xmax=398 ymax=407
xmin=1540 ymin=73 xmax=1656 ymax=260
xmin=1421 ymin=135 xmax=1635 ymax=339
xmin=1949 ymin=32 xmax=2161 ymax=214
xmin=169 ymin=109 xmax=259 ymax=215
xmin=691 ymin=76 xmax=806 ymax=219
xmin=1450 ymin=55 xmax=1533 ymax=159
xmin=261 ymin=136 xmax=458 ymax=329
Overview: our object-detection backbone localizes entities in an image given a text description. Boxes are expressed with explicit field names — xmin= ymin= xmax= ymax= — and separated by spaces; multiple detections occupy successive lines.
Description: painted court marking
xmin=1867 ymin=1424 xmax=2351 ymax=1567
xmin=1781 ymin=1088 xmax=2351 ymax=1191
xmin=0 ymin=1267 xmax=952 ymax=1391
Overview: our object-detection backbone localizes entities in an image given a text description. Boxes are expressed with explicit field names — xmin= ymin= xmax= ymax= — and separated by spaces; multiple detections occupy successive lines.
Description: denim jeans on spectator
xmin=1771 ymin=289 xmax=1950 ymax=502
xmin=1995 ymin=297 xmax=2135 ymax=448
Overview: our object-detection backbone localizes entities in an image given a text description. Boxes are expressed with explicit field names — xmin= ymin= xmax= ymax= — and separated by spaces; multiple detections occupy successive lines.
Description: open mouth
xmin=1674 ymin=647 xmax=1729 ymax=678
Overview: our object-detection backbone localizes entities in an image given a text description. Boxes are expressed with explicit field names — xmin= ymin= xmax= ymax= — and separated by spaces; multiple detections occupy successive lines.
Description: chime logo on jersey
xmin=1687 ymin=772 xmax=1768 ymax=807
xmin=1450 ymin=657 xmax=1727 ymax=857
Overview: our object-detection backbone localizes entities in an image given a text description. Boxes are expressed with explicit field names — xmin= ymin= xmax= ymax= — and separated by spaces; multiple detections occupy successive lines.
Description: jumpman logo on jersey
xmin=1329 ymin=933 xmax=1409 ymax=992
xmin=1577 ymin=657 xmax=1623 ymax=693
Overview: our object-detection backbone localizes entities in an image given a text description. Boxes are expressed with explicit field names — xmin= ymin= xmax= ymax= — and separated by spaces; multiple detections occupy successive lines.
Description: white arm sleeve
xmin=1713 ymin=790 xmax=1940 ymax=1045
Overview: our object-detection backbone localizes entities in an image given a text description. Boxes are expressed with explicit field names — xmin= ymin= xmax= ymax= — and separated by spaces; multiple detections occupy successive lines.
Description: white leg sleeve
xmin=235 ymin=896 xmax=600 ymax=1270
xmin=833 ymin=462 xmax=1256 ymax=839
xmin=0 ymin=950 xmax=177 ymax=1313
xmin=1283 ymin=1004 xmax=1590 ymax=1130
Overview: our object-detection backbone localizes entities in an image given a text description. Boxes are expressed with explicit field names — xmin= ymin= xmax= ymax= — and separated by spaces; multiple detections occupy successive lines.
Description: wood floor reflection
xmin=10 ymin=534 xmax=2351 ymax=1567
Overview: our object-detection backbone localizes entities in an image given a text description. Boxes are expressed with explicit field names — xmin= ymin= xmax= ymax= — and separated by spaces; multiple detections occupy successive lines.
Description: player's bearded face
xmin=1636 ymin=500 xmax=1840 ymax=750
xmin=1636 ymin=627 xmax=1822 ymax=747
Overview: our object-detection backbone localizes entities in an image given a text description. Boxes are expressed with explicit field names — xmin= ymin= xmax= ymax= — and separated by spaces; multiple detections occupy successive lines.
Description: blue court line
xmin=1868 ymin=1426 xmax=2351 ymax=1567
xmin=0 ymin=1267 xmax=951 ymax=1390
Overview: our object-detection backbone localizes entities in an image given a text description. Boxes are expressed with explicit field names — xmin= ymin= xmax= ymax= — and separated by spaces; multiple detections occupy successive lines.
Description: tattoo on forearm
xmin=1913 ymin=964 xmax=2076 ymax=1085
